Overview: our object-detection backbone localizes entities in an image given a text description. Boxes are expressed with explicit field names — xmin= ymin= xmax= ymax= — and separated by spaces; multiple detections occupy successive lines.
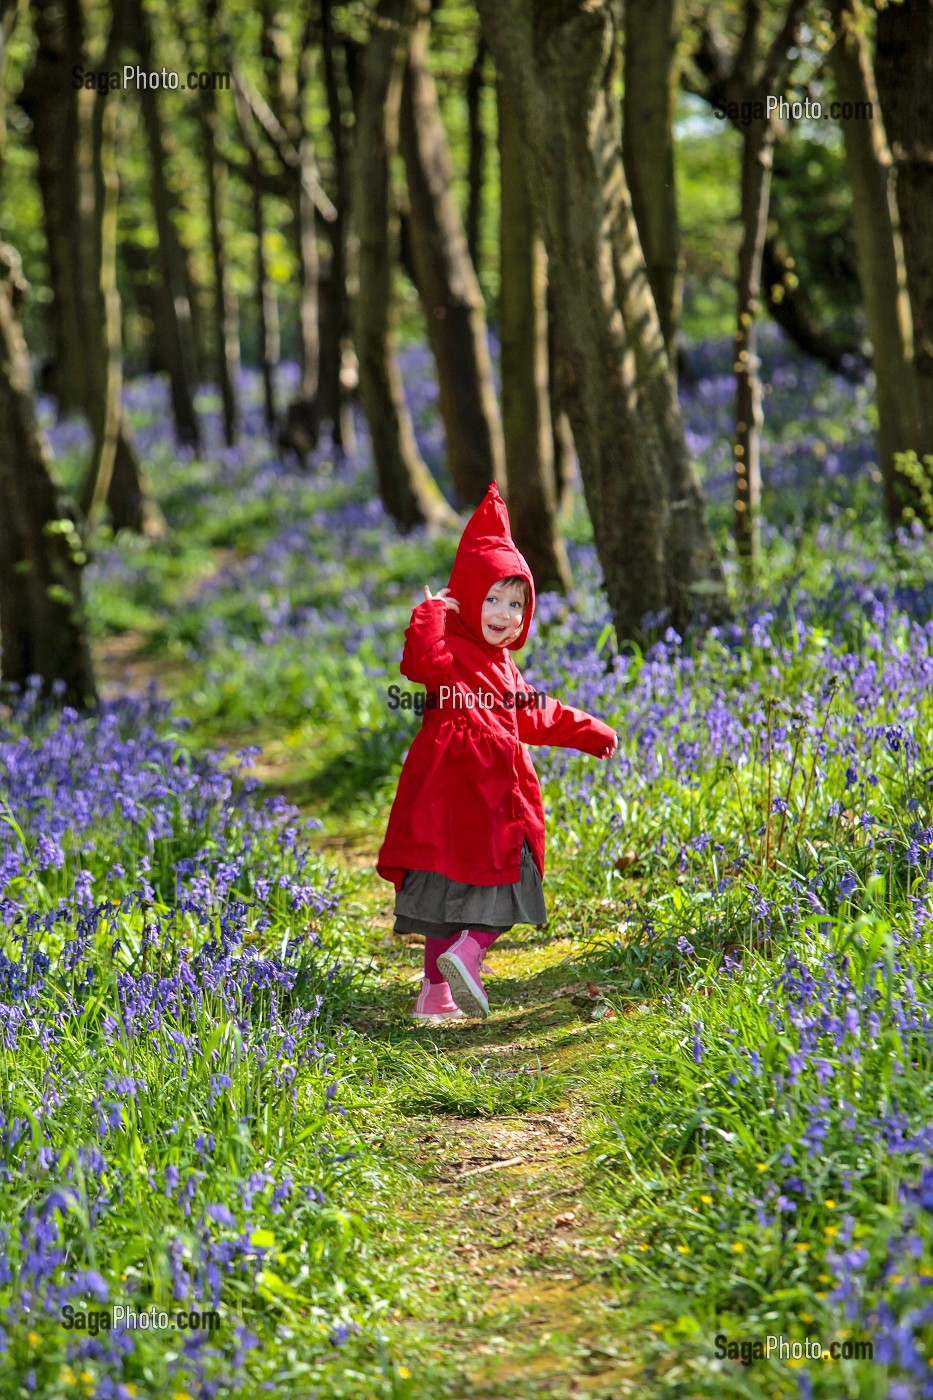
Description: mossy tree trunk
xmin=622 ymin=0 xmax=683 ymax=368
xmin=828 ymin=0 xmax=926 ymax=524
xmin=498 ymin=75 xmax=570 ymax=593
xmin=477 ymin=0 xmax=726 ymax=642
xmin=875 ymin=0 xmax=933 ymax=469
xmin=355 ymin=0 xmax=454 ymax=529
xmin=0 ymin=245 xmax=97 ymax=710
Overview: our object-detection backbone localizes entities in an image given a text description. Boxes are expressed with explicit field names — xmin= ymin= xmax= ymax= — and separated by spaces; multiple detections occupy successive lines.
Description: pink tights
xmin=424 ymin=929 xmax=501 ymax=983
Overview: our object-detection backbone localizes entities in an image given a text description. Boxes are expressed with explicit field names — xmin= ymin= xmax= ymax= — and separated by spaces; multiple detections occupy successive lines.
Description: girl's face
xmin=481 ymin=580 xmax=526 ymax=646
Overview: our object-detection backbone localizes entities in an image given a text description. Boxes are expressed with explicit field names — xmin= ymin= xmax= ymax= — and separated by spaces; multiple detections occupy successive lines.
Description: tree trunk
xmin=828 ymin=0 xmax=925 ymax=523
xmin=498 ymin=75 xmax=570 ymax=593
xmin=198 ymin=0 xmax=239 ymax=447
xmin=732 ymin=118 xmax=774 ymax=576
xmin=875 ymin=0 xmax=933 ymax=461
xmin=20 ymin=0 xmax=154 ymax=541
xmin=290 ymin=17 xmax=321 ymax=452
xmin=399 ymin=6 xmax=505 ymax=508
xmin=547 ymin=281 xmax=575 ymax=516
xmin=622 ymin=0 xmax=682 ymax=367
xmin=321 ymin=0 xmax=356 ymax=454
xmin=466 ymin=33 xmax=486 ymax=275
xmin=477 ymin=0 xmax=726 ymax=642
xmin=129 ymin=0 xmax=201 ymax=451
xmin=230 ymin=71 xmax=278 ymax=432
xmin=355 ymin=0 xmax=454 ymax=529
xmin=0 ymin=245 xmax=97 ymax=710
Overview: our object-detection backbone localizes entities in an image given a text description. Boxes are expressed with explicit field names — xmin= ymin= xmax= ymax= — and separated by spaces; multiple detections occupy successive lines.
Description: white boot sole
xmin=436 ymin=951 xmax=489 ymax=1018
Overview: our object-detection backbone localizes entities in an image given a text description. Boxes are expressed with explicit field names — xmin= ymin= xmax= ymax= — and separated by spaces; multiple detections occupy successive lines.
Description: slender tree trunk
xmin=875 ymin=0 xmax=933 ymax=461
xmin=20 ymin=0 xmax=156 ymax=540
xmin=230 ymin=72 xmax=277 ymax=432
xmin=828 ymin=0 xmax=924 ymax=523
xmin=547 ymin=281 xmax=575 ymax=516
xmin=466 ymin=33 xmax=486 ymax=275
xmin=0 ymin=245 xmax=97 ymax=710
xmin=622 ymin=0 xmax=682 ymax=367
xmin=321 ymin=0 xmax=356 ymax=454
xmin=198 ymin=0 xmax=239 ymax=447
xmin=477 ymin=0 xmax=726 ymax=642
xmin=732 ymin=119 xmax=774 ymax=576
xmin=498 ymin=76 xmax=570 ymax=593
xmin=399 ymin=5 xmax=505 ymax=508
xmin=129 ymin=0 xmax=200 ymax=451
xmin=355 ymin=0 xmax=454 ymax=529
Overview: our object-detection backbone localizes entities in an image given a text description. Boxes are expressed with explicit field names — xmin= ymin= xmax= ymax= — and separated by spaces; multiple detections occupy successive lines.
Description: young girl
xmin=377 ymin=483 xmax=617 ymax=1024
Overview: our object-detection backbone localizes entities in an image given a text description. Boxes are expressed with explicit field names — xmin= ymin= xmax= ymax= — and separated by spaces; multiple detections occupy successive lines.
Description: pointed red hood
xmin=446 ymin=483 xmax=535 ymax=651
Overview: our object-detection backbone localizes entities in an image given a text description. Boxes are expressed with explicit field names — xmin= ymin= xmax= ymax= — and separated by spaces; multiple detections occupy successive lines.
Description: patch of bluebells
xmin=0 ymin=683 xmax=364 ymax=1393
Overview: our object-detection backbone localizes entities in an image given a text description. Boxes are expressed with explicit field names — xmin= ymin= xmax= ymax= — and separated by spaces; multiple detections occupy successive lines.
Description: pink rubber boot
xmin=436 ymin=931 xmax=490 ymax=1018
xmin=412 ymin=977 xmax=465 ymax=1024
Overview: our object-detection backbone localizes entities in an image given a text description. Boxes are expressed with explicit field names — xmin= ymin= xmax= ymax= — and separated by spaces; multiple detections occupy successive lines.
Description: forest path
xmin=93 ymin=636 xmax=645 ymax=1397
xmin=329 ymin=825 xmax=645 ymax=1398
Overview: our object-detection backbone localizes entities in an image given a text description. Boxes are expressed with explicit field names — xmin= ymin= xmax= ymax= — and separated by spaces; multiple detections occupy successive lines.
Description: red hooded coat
xmin=376 ymin=484 xmax=616 ymax=892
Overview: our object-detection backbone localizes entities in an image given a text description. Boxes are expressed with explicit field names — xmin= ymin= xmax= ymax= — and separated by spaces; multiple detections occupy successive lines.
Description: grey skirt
xmin=393 ymin=838 xmax=547 ymax=939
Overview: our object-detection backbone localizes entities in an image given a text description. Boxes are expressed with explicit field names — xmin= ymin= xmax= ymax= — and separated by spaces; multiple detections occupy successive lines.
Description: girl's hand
xmin=423 ymin=586 xmax=460 ymax=612
xmin=601 ymin=733 xmax=618 ymax=758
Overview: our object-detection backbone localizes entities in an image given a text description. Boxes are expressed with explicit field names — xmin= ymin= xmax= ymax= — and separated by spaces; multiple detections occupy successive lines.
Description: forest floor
xmin=95 ymin=631 xmax=650 ymax=1398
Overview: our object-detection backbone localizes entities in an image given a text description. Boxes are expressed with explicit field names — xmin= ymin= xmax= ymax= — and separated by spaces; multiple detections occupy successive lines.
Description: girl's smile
xmin=481 ymin=581 xmax=526 ymax=646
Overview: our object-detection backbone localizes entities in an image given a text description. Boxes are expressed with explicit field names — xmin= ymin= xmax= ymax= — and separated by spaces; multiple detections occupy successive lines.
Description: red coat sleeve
xmin=510 ymin=660 xmax=616 ymax=755
xmin=400 ymin=599 xmax=454 ymax=686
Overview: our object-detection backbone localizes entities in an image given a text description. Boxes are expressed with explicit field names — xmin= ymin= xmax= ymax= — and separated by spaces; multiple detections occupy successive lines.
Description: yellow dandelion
xmin=794 ymin=1243 xmax=810 ymax=1253
xmin=639 ymin=1243 xmax=650 ymax=1252
xmin=731 ymin=1242 xmax=745 ymax=1253
xmin=676 ymin=1245 xmax=690 ymax=1255
xmin=80 ymin=1373 xmax=93 ymax=1383
xmin=824 ymin=1199 xmax=836 ymax=1209
xmin=700 ymin=1194 xmax=713 ymax=1204
xmin=650 ymin=1322 xmax=665 ymax=1333
xmin=756 ymin=1163 xmax=768 ymax=1172
xmin=27 ymin=1332 xmax=41 ymax=1347
xmin=60 ymin=1368 xmax=77 ymax=1386
xmin=818 ymin=1274 xmax=831 ymax=1284
xmin=890 ymin=1274 xmax=904 ymax=1284
xmin=824 ymin=1225 xmax=838 ymax=1238
xmin=800 ymin=1313 xmax=813 ymax=1324
xmin=398 ymin=1366 xmax=411 ymax=1379
xmin=172 ymin=1391 xmax=194 ymax=1400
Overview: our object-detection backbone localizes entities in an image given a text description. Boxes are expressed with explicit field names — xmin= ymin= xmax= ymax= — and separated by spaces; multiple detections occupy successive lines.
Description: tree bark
xmin=195 ymin=0 xmax=239 ymax=447
xmin=0 ymin=245 xmax=97 ymax=710
xmin=321 ymin=0 xmax=357 ymax=453
xmin=622 ymin=0 xmax=682 ymax=367
xmin=19 ymin=0 xmax=155 ymax=540
xmin=498 ymin=75 xmax=570 ymax=593
xmin=477 ymin=0 xmax=726 ymax=642
xmin=128 ymin=0 xmax=201 ymax=451
xmin=399 ymin=5 xmax=505 ymax=508
xmin=355 ymin=0 xmax=454 ymax=529
xmin=230 ymin=70 xmax=278 ymax=432
xmin=875 ymin=0 xmax=933 ymax=461
xmin=466 ymin=33 xmax=486 ymax=274
xmin=828 ymin=0 xmax=925 ymax=523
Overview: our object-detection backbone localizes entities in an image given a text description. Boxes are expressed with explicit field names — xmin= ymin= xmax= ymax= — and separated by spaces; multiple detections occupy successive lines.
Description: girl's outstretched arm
xmin=509 ymin=661 xmax=617 ymax=757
